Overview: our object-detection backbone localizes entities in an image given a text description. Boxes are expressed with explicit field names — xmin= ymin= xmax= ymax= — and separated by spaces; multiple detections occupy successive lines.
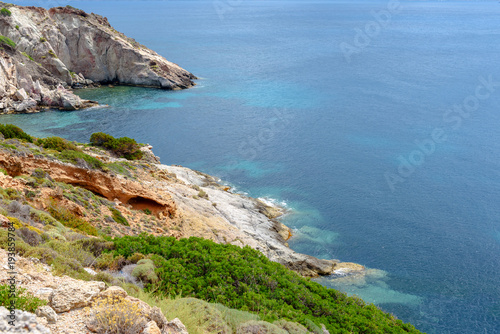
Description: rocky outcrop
xmin=0 ymin=138 xmax=363 ymax=278
xmin=0 ymin=3 xmax=196 ymax=113
xmin=0 ymin=306 xmax=51 ymax=333
xmin=50 ymin=280 xmax=106 ymax=313
xmin=0 ymin=46 xmax=98 ymax=112
xmin=0 ymin=148 xmax=177 ymax=218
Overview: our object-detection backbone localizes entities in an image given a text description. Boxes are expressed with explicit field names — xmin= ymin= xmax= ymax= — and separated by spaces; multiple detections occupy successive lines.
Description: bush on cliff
xmin=0 ymin=8 xmax=11 ymax=17
xmin=111 ymin=234 xmax=422 ymax=334
xmin=36 ymin=136 xmax=78 ymax=152
xmin=90 ymin=132 xmax=143 ymax=160
xmin=0 ymin=124 xmax=33 ymax=142
xmin=0 ymin=35 xmax=15 ymax=48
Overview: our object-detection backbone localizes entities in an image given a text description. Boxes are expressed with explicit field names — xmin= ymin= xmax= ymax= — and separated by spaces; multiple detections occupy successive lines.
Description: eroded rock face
xmin=0 ymin=3 xmax=196 ymax=113
xmin=0 ymin=150 xmax=177 ymax=218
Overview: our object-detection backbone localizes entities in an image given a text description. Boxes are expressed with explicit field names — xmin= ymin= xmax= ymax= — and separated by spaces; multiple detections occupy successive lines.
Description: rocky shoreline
xmin=0 ymin=3 xmax=365 ymax=278
xmin=0 ymin=137 xmax=364 ymax=278
xmin=0 ymin=3 xmax=196 ymax=113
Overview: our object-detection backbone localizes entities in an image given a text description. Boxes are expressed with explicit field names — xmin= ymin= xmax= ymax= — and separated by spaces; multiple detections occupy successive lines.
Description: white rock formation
xmin=0 ymin=3 xmax=196 ymax=113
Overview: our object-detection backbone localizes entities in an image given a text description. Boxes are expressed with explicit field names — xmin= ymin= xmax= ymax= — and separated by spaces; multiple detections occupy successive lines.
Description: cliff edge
xmin=0 ymin=3 xmax=196 ymax=113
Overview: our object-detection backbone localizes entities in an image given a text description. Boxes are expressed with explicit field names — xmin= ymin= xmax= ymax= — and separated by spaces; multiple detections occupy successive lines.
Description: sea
xmin=6 ymin=1 xmax=500 ymax=333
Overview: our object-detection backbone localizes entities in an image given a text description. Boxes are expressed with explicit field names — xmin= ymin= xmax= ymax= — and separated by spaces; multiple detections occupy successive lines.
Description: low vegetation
xmin=111 ymin=234 xmax=421 ymax=333
xmin=46 ymin=197 xmax=98 ymax=236
xmin=36 ymin=136 xmax=78 ymax=152
xmin=90 ymin=132 xmax=143 ymax=160
xmin=0 ymin=124 xmax=32 ymax=142
xmin=0 ymin=284 xmax=47 ymax=312
xmin=0 ymin=127 xmax=422 ymax=333
xmin=0 ymin=8 xmax=11 ymax=17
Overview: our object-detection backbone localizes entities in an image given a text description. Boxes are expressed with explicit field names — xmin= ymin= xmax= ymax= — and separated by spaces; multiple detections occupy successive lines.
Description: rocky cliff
xmin=0 ymin=3 xmax=196 ymax=113
xmin=0 ymin=134 xmax=363 ymax=278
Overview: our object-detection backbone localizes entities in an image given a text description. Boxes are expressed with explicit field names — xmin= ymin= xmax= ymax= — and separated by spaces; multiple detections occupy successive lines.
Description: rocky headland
xmin=0 ymin=136 xmax=363 ymax=278
xmin=0 ymin=3 xmax=196 ymax=113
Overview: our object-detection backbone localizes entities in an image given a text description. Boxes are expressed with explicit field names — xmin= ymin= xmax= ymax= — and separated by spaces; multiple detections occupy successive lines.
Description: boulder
xmin=15 ymin=88 xmax=28 ymax=101
xmin=50 ymin=280 xmax=106 ymax=313
xmin=36 ymin=305 xmax=58 ymax=324
xmin=0 ymin=306 xmax=51 ymax=333
xmin=15 ymin=98 xmax=38 ymax=112
xmin=143 ymin=321 xmax=162 ymax=334
xmin=34 ymin=287 xmax=54 ymax=301
xmin=164 ymin=318 xmax=189 ymax=334
xmin=147 ymin=306 xmax=169 ymax=330
xmin=97 ymin=286 xmax=128 ymax=300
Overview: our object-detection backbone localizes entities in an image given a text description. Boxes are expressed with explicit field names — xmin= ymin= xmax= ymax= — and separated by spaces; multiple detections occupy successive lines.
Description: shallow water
xmin=7 ymin=1 xmax=500 ymax=332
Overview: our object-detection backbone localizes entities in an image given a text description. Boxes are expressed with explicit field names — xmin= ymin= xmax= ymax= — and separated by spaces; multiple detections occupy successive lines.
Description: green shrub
xmin=128 ymin=252 xmax=145 ymax=264
xmin=0 ymin=124 xmax=32 ymax=142
xmin=90 ymin=132 xmax=115 ymax=146
xmin=15 ymin=25 xmax=19 ymax=30
xmin=46 ymin=198 xmax=98 ymax=236
xmin=110 ymin=207 xmax=129 ymax=226
xmin=0 ymin=8 xmax=11 ymax=16
xmin=95 ymin=252 xmax=116 ymax=270
xmin=94 ymin=271 xmax=115 ymax=284
xmin=58 ymin=150 xmax=104 ymax=170
xmin=131 ymin=259 xmax=158 ymax=284
xmin=90 ymin=132 xmax=143 ymax=160
xmin=72 ymin=238 xmax=114 ymax=257
xmin=39 ymin=37 xmax=46 ymax=43
xmin=0 ymin=285 xmax=47 ymax=312
xmin=48 ymin=49 xmax=57 ymax=58
xmin=112 ymin=235 xmax=422 ymax=334
xmin=37 ymin=136 xmax=78 ymax=152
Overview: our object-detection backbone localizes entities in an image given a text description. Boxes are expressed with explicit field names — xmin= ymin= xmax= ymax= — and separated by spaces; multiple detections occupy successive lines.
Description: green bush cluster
xmin=36 ymin=136 xmax=78 ymax=152
xmin=131 ymin=259 xmax=158 ymax=284
xmin=90 ymin=132 xmax=143 ymax=160
xmin=0 ymin=124 xmax=32 ymax=142
xmin=112 ymin=235 xmax=421 ymax=333
xmin=0 ymin=285 xmax=47 ymax=312
xmin=0 ymin=8 xmax=11 ymax=16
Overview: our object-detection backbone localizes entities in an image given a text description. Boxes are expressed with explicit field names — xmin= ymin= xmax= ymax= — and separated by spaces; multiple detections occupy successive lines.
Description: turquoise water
xmin=8 ymin=1 xmax=500 ymax=332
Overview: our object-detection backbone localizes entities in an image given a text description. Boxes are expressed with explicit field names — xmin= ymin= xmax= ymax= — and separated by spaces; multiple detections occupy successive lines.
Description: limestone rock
xmin=97 ymin=286 xmax=128 ymax=300
xmin=34 ymin=288 xmax=54 ymax=301
xmin=0 ymin=3 xmax=196 ymax=114
xmin=164 ymin=318 xmax=189 ymax=334
xmin=50 ymin=280 xmax=106 ymax=313
xmin=15 ymin=88 xmax=28 ymax=101
xmin=143 ymin=321 xmax=162 ymax=334
xmin=0 ymin=306 xmax=51 ymax=333
xmin=147 ymin=306 xmax=169 ymax=330
xmin=35 ymin=305 xmax=57 ymax=324
xmin=15 ymin=98 xmax=37 ymax=112
xmin=84 ymin=267 xmax=97 ymax=275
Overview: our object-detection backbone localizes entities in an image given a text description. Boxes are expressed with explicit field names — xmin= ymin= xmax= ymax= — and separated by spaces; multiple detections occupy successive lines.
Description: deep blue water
xmin=7 ymin=1 xmax=500 ymax=333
